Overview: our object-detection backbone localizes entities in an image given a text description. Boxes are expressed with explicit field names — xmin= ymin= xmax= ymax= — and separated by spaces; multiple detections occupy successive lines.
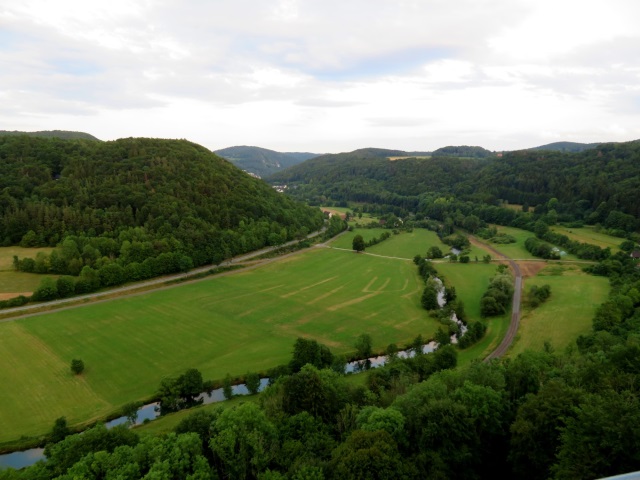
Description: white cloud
xmin=0 ymin=0 xmax=638 ymax=151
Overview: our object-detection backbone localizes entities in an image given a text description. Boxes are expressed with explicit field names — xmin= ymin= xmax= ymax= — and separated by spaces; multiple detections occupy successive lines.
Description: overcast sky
xmin=1 ymin=0 xmax=639 ymax=153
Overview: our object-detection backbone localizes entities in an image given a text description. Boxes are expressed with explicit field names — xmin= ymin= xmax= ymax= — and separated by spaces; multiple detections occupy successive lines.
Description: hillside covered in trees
xmin=1 ymin=135 xmax=324 ymax=291
xmin=0 ymin=130 xmax=100 ymax=141
xmin=268 ymin=140 xmax=640 ymax=234
xmin=215 ymin=146 xmax=319 ymax=177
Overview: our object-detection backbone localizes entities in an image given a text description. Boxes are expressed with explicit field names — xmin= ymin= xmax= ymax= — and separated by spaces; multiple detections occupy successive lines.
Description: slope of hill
xmin=1 ymin=136 xmax=324 ymax=283
xmin=528 ymin=141 xmax=601 ymax=153
xmin=215 ymin=146 xmax=319 ymax=177
xmin=267 ymin=147 xmax=485 ymax=210
xmin=0 ymin=130 xmax=100 ymax=141
xmin=432 ymin=145 xmax=494 ymax=158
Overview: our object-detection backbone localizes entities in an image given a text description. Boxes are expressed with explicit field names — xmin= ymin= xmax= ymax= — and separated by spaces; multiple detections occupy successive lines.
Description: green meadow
xmin=0 ymin=246 xmax=55 ymax=297
xmin=509 ymin=265 xmax=609 ymax=355
xmin=0 ymin=245 xmax=437 ymax=443
xmin=489 ymin=225 xmax=578 ymax=261
xmin=434 ymin=262 xmax=510 ymax=364
xmin=551 ymin=225 xmax=622 ymax=252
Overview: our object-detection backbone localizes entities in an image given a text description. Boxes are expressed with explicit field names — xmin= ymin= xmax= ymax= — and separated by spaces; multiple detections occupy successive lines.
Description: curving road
xmin=470 ymin=236 xmax=524 ymax=361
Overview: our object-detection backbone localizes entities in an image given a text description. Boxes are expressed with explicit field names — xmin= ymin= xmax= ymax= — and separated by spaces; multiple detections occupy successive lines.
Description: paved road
xmin=0 ymin=227 xmax=328 ymax=320
xmin=470 ymin=236 xmax=524 ymax=361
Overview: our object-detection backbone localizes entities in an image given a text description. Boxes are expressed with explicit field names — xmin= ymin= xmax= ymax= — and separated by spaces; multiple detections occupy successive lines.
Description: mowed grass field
xmin=0 ymin=245 xmax=437 ymax=443
xmin=509 ymin=265 xmax=609 ymax=355
xmin=331 ymin=228 xmax=453 ymax=259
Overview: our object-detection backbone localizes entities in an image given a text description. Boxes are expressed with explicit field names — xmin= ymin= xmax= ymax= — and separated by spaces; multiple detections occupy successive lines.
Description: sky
xmin=1 ymin=0 xmax=639 ymax=153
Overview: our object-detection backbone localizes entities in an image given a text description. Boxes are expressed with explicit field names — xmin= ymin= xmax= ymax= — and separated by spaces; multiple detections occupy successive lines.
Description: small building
xmin=631 ymin=250 xmax=640 ymax=260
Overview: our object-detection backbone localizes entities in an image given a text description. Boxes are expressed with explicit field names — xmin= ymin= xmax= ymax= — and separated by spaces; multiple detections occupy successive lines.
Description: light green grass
xmin=509 ymin=267 xmax=609 ymax=355
xmin=489 ymin=225 xmax=578 ymax=261
xmin=367 ymin=230 xmax=446 ymax=259
xmin=0 ymin=272 xmax=54 ymax=295
xmin=551 ymin=225 xmax=622 ymax=252
xmin=331 ymin=228 xmax=453 ymax=259
xmin=0 ymin=247 xmax=436 ymax=443
xmin=0 ymin=247 xmax=53 ymax=271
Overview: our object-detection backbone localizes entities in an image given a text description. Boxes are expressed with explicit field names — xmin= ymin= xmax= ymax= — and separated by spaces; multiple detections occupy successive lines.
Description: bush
xmin=70 ymin=359 xmax=85 ymax=375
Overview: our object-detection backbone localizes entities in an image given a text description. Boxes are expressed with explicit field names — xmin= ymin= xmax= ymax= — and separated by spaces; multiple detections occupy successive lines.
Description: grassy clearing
xmin=434 ymin=262 xmax=510 ymax=365
xmin=551 ymin=225 xmax=622 ymax=252
xmin=330 ymin=228 xmax=454 ymax=260
xmin=0 ymin=272 xmax=53 ymax=296
xmin=0 ymin=247 xmax=53 ymax=271
xmin=0 ymin=247 xmax=435 ymax=443
xmin=488 ymin=225 xmax=578 ymax=261
xmin=509 ymin=267 xmax=609 ymax=355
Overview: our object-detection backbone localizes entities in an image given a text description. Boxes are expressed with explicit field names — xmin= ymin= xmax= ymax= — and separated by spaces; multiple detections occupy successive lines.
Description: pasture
xmin=509 ymin=265 xmax=609 ymax=355
xmin=0 ymin=247 xmax=55 ymax=298
xmin=330 ymin=227 xmax=454 ymax=259
xmin=488 ymin=225 xmax=578 ymax=261
xmin=550 ymin=225 xmax=622 ymax=252
xmin=0 ymin=246 xmax=436 ymax=443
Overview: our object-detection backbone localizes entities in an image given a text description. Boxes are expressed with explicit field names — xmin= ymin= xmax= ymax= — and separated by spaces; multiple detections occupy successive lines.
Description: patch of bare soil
xmin=0 ymin=292 xmax=31 ymax=301
xmin=516 ymin=261 xmax=548 ymax=278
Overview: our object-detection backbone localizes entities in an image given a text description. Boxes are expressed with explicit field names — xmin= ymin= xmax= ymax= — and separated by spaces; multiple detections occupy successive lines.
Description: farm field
xmin=509 ymin=265 xmax=609 ymax=355
xmin=550 ymin=225 xmax=622 ymax=252
xmin=0 ymin=245 xmax=436 ymax=443
xmin=330 ymin=227 xmax=453 ymax=259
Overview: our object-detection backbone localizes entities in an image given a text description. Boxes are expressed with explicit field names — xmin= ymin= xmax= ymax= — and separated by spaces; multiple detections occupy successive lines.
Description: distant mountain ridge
xmin=215 ymin=146 xmax=319 ymax=177
xmin=0 ymin=130 xmax=100 ymax=141
xmin=527 ymin=141 xmax=601 ymax=153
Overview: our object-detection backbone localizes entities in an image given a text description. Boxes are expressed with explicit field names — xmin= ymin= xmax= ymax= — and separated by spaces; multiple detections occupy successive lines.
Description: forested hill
xmin=267 ymin=148 xmax=486 ymax=209
xmin=267 ymin=140 xmax=640 ymax=229
xmin=1 ymin=136 xmax=324 ymax=277
xmin=432 ymin=145 xmax=494 ymax=158
xmin=473 ymin=140 xmax=640 ymax=220
xmin=215 ymin=146 xmax=319 ymax=177
xmin=0 ymin=130 xmax=100 ymax=141
xmin=528 ymin=141 xmax=601 ymax=153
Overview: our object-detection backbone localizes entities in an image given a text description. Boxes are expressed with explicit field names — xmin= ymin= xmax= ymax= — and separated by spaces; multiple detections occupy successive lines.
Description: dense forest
xmin=215 ymin=146 xmax=319 ymax=178
xmin=3 ymin=251 xmax=639 ymax=479
xmin=0 ymin=130 xmax=100 ymax=141
xmin=268 ymin=140 xmax=640 ymax=234
xmin=0 ymin=136 xmax=324 ymax=296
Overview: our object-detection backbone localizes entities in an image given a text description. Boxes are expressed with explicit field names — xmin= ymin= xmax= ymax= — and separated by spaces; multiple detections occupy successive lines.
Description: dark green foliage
xmin=421 ymin=281 xmax=439 ymax=310
xmin=480 ymin=271 xmax=514 ymax=317
xmin=289 ymin=338 xmax=334 ymax=373
xmin=526 ymin=284 xmax=551 ymax=307
xmin=222 ymin=373 xmax=234 ymax=400
xmin=32 ymin=277 xmax=58 ymax=302
xmin=524 ymin=236 xmax=561 ymax=259
xmin=49 ymin=417 xmax=70 ymax=444
xmin=432 ymin=145 xmax=494 ymax=158
xmin=245 ymin=371 xmax=262 ymax=395
xmin=354 ymin=333 xmax=373 ymax=360
xmin=352 ymin=234 xmax=365 ymax=252
xmin=329 ymin=430 xmax=409 ymax=480
xmin=70 ymin=359 xmax=84 ymax=375
xmin=425 ymin=245 xmax=443 ymax=259
xmin=457 ymin=321 xmax=487 ymax=349
xmin=1 ymin=136 xmax=324 ymax=295
xmin=157 ymin=368 xmax=204 ymax=414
